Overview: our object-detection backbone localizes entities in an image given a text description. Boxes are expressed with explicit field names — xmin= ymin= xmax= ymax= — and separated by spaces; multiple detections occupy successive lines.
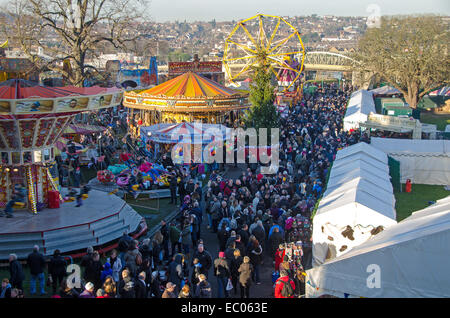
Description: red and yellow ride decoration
xmin=123 ymin=71 xmax=249 ymax=130
xmin=0 ymin=79 xmax=123 ymax=212
xmin=223 ymin=14 xmax=306 ymax=92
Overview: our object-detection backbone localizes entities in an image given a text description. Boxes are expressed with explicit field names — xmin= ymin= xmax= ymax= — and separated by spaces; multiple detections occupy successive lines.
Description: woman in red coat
xmin=274 ymin=245 xmax=286 ymax=272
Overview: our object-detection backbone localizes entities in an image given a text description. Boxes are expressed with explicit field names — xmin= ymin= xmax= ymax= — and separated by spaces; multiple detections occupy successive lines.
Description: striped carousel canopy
xmin=123 ymin=72 xmax=249 ymax=113
xmin=137 ymin=71 xmax=238 ymax=98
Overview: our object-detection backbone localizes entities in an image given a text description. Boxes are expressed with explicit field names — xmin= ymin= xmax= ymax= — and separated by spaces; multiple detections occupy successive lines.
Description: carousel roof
xmin=123 ymin=72 xmax=249 ymax=113
xmin=0 ymin=79 xmax=119 ymax=99
xmin=138 ymin=72 xmax=239 ymax=99
xmin=0 ymin=79 xmax=123 ymax=116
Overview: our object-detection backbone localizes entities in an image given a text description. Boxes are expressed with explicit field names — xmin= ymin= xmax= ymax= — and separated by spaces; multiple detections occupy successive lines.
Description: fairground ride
xmin=223 ymin=14 xmax=306 ymax=94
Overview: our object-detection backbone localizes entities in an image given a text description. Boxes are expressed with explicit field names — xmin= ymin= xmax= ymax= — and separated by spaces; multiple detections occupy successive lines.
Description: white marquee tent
xmin=371 ymin=137 xmax=450 ymax=185
xmin=369 ymin=85 xmax=401 ymax=96
xmin=307 ymin=196 xmax=450 ymax=298
xmin=313 ymin=142 xmax=397 ymax=267
xmin=343 ymin=90 xmax=376 ymax=131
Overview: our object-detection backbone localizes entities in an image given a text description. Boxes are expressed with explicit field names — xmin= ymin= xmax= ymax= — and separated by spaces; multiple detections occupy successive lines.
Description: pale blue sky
xmin=147 ymin=0 xmax=450 ymax=22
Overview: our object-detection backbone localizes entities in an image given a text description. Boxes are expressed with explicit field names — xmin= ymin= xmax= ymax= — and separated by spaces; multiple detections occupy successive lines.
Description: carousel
xmin=123 ymin=71 xmax=249 ymax=136
xmin=0 ymin=79 xmax=123 ymax=213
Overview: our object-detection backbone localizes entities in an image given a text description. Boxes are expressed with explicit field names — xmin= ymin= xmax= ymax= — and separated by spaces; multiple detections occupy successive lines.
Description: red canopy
xmin=0 ymin=79 xmax=120 ymax=99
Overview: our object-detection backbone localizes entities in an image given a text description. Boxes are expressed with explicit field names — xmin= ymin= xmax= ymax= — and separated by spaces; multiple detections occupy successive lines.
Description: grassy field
xmin=394 ymin=184 xmax=449 ymax=221
xmin=420 ymin=111 xmax=450 ymax=131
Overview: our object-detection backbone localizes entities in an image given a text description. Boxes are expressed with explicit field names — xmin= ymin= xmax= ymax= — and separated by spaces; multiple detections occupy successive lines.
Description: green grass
xmin=394 ymin=184 xmax=449 ymax=221
xmin=420 ymin=112 xmax=450 ymax=131
xmin=125 ymin=196 xmax=177 ymax=229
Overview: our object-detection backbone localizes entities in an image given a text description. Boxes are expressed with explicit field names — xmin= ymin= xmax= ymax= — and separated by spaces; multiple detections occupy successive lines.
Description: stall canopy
xmin=371 ymin=137 xmax=450 ymax=185
xmin=140 ymin=122 xmax=231 ymax=144
xmin=429 ymin=86 xmax=450 ymax=97
xmin=306 ymin=196 xmax=450 ymax=298
xmin=312 ymin=142 xmax=397 ymax=267
xmin=343 ymin=90 xmax=376 ymax=131
xmin=369 ymin=85 xmax=401 ymax=96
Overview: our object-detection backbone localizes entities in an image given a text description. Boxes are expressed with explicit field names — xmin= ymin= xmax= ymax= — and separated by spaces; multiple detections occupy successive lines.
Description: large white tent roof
xmin=307 ymin=196 xmax=450 ymax=298
xmin=369 ymin=85 xmax=401 ymax=96
xmin=371 ymin=137 xmax=450 ymax=156
xmin=335 ymin=142 xmax=388 ymax=164
xmin=327 ymin=164 xmax=393 ymax=193
xmin=371 ymin=137 xmax=450 ymax=185
xmin=313 ymin=142 xmax=397 ymax=267
xmin=343 ymin=90 xmax=376 ymax=131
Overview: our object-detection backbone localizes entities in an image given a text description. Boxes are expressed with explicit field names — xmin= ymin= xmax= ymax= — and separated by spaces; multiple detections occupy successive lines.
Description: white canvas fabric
xmin=312 ymin=143 xmax=397 ymax=267
xmin=371 ymin=138 xmax=450 ymax=185
xmin=369 ymin=86 xmax=401 ymax=96
xmin=343 ymin=90 xmax=376 ymax=131
xmin=307 ymin=196 xmax=450 ymax=298
xmin=334 ymin=142 xmax=388 ymax=164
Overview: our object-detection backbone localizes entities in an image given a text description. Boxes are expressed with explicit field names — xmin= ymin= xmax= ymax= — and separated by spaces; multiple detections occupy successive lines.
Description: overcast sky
xmin=146 ymin=0 xmax=450 ymax=22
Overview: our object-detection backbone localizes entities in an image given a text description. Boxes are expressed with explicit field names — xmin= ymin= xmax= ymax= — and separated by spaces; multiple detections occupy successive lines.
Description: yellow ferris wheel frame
xmin=223 ymin=14 xmax=306 ymax=92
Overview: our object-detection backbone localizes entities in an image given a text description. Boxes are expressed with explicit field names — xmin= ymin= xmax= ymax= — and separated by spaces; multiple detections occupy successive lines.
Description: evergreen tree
xmin=245 ymin=64 xmax=280 ymax=132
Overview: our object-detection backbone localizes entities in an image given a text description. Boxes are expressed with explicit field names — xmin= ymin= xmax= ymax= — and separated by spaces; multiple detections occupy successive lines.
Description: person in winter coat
xmin=217 ymin=223 xmax=229 ymax=252
xmin=79 ymin=282 xmax=95 ymax=298
xmin=80 ymin=246 xmax=94 ymax=281
xmin=0 ymin=279 xmax=11 ymax=298
xmin=100 ymin=262 xmax=113 ymax=284
xmin=238 ymin=256 xmax=253 ymax=298
xmin=274 ymin=270 xmax=296 ymax=298
xmin=162 ymin=282 xmax=177 ymax=298
xmin=59 ymin=278 xmax=79 ymax=298
xmin=102 ymin=276 xmax=117 ymax=298
xmin=213 ymin=252 xmax=231 ymax=298
xmin=107 ymin=249 xmax=123 ymax=283
xmin=194 ymin=274 xmax=212 ymax=298
xmin=135 ymin=272 xmax=147 ymax=298
xmin=190 ymin=244 xmax=212 ymax=277
xmin=169 ymin=222 xmax=182 ymax=257
xmin=85 ymin=251 xmax=103 ymax=290
xmin=26 ymin=245 xmax=46 ymax=296
xmin=180 ymin=221 xmax=192 ymax=259
xmin=48 ymin=250 xmax=67 ymax=294
xmin=8 ymin=254 xmax=24 ymax=290
xmin=248 ymin=238 xmax=263 ymax=285
xmin=124 ymin=240 xmax=142 ymax=278
xmin=118 ymin=269 xmax=136 ymax=298
xmin=167 ymin=254 xmax=185 ymax=290
xmin=268 ymin=227 xmax=284 ymax=260
xmin=274 ymin=245 xmax=286 ymax=272
xmin=230 ymin=249 xmax=243 ymax=294
xmin=178 ymin=284 xmax=192 ymax=298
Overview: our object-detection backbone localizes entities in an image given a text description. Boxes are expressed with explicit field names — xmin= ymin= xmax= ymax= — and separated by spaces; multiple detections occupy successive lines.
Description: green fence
xmin=388 ymin=156 xmax=401 ymax=192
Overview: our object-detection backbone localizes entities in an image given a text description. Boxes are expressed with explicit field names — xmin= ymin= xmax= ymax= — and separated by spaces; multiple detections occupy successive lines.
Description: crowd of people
xmin=1 ymin=82 xmax=367 ymax=299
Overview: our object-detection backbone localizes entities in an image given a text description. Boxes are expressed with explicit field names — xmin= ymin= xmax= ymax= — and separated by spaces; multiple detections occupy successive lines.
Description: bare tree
xmin=1 ymin=0 xmax=151 ymax=86
xmin=354 ymin=15 xmax=449 ymax=108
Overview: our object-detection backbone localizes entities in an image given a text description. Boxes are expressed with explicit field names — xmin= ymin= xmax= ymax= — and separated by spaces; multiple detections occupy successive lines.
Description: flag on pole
xmin=0 ymin=40 xmax=8 ymax=48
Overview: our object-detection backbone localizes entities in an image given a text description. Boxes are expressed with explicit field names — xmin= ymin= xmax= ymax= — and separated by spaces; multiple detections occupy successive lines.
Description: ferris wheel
xmin=223 ymin=14 xmax=306 ymax=92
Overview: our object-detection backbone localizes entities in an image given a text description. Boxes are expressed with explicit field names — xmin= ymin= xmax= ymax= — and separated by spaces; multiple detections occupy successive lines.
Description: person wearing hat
xmin=162 ymin=282 xmax=177 ymax=298
xmin=79 ymin=282 xmax=95 ymax=298
xmin=213 ymin=251 xmax=231 ymax=298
